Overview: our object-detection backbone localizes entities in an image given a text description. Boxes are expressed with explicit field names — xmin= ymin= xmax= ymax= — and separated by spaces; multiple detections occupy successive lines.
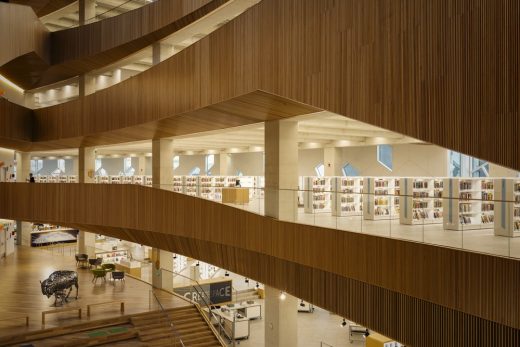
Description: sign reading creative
xmin=174 ymin=280 xmax=232 ymax=305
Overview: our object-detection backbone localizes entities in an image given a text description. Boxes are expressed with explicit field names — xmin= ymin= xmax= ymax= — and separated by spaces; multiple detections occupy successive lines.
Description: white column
xmin=152 ymin=42 xmax=162 ymax=65
xmin=72 ymin=156 xmax=79 ymax=177
xmin=79 ymin=74 xmax=96 ymax=97
xmin=79 ymin=0 xmax=96 ymax=25
xmin=15 ymin=221 xmax=32 ymax=246
xmin=78 ymin=147 xmax=96 ymax=183
xmin=264 ymin=285 xmax=298 ymax=347
xmin=219 ymin=153 xmax=230 ymax=176
xmin=152 ymin=139 xmax=174 ymax=189
xmin=264 ymin=120 xmax=298 ymax=221
xmin=77 ymin=231 xmax=96 ymax=257
xmin=151 ymin=248 xmax=173 ymax=292
xmin=15 ymin=152 xmax=30 ymax=182
xmin=138 ymin=156 xmax=147 ymax=176
xmin=324 ymin=147 xmax=341 ymax=176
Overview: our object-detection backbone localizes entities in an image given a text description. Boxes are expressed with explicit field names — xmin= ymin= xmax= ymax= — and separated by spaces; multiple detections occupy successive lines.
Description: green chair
xmin=91 ymin=269 xmax=107 ymax=283
xmin=101 ymin=263 xmax=116 ymax=272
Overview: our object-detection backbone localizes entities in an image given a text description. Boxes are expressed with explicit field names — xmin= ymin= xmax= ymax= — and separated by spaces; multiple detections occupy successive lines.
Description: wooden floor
xmin=0 ymin=246 xmax=188 ymax=337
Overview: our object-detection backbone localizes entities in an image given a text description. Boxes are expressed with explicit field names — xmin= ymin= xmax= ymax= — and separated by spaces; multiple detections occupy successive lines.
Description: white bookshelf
xmin=68 ymin=175 xmax=77 ymax=183
xmin=98 ymin=176 xmax=109 ymax=184
xmin=493 ymin=178 xmax=520 ymax=237
xmin=400 ymin=178 xmax=444 ymax=225
xmin=122 ymin=176 xmax=133 ymax=184
xmin=331 ymin=177 xmax=363 ymax=217
xmin=200 ymin=176 xmax=215 ymax=199
xmin=304 ymin=177 xmax=332 ymax=213
xmin=185 ymin=176 xmax=199 ymax=196
xmin=173 ymin=176 xmax=183 ymax=193
xmin=443 ymin=178 xmax=494 ymax=231
xmin=132 ymin=175 xmax=144 ymax=185
xmin=145 ymin=176 xmax=153 ymax=186
xmin=110 ymin=175 xmax=121 ymax=184
xmin=363 ymin=177 xmax=399 ymax=220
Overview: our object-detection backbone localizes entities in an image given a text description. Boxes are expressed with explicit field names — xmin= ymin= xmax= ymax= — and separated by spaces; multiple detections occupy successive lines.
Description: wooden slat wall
xmin=26 ymin=0 xmax=519 ymax=171
xmin=0 ymin=3 xmax=49 ymax=66
xmin=0 ymin=99 xmax=34 ymax=150
xmin=1 ymin=183 xmax=519 ymax=347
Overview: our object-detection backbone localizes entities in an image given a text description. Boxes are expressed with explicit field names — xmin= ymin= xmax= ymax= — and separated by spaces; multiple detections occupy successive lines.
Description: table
xmin=222 ymin=188 xmax=250 ymax=204
xmin=226 ymin=302 xmax=262 ymax=320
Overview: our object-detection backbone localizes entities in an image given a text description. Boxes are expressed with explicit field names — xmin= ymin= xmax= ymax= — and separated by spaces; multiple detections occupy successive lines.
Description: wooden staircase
xmin=132 ymin=305 xmax=224 ymax=347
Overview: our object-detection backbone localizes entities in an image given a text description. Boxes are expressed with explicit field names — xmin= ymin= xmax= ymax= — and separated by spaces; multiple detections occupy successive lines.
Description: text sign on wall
xmin=174 ymin=280 xmax=232 ymax=305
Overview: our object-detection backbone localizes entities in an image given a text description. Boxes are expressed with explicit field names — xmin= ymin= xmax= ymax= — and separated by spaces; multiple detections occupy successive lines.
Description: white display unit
xmin=95 ymin=249 xmax=129 ymax=264
xmin=493 ymin=178 xmax=520 ymax=237
xmin=110 ymin=175 xmax=121 ymax=184
xmin=48 ymin=175 xmax=58 ymax=183
xmin=98 ymin=175 xmax=110 ymax=184
xmin=122 ymin=176 xmax=133 ymax=184
xmin=331 ymin=177 xmax=363 ymax=217
xmin=173 ymin=176 xmax=184 ymax=193
xmin=132 ymin=175 xmax=144 ymax=185
xmin=59 ymin=175 xmax=68 ymax=183
xmin=363 ymin=177 xmax=399 ymax=220
xmin=185 ymin=176 xmax=199 ymax=196
xmin=145 ymin=176 xmax=153 ymax=186
xmin=400 ymin=178 xmax=444 ymax=225
xmin=303 ymin=177 xmax=332 ymax=213
xmin=200 ymin=176 xmax=215 ymax=200
xmin=214 ymin=176 xmax=226 ymax=201
xmin=443 ymin=178 xmax=494 ymax=231
xmin=68 ymin=175 xmax=77 ymax=183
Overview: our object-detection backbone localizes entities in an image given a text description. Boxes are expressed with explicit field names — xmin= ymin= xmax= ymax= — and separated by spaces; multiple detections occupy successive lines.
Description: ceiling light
xmin=255 ymin=282 xmax=260 ymax=289
xmin=0 ymin=74 xmax=24 ymax=93
xmin=173 ymin=254 xmax=177 ymax=259
xmin=225 ymin=271 xmax=229 ymax=277
xmin=244 ymin=278 xmax=249 ymax=284
xmin=279 ymin=292 xmax=286 ymax=300
xmin=196 ymin=261 xmax=200 ymax=266
xmin=300 ymin=300 xmax=305 ymax=307
xmin=341 ymin=319 xmax=347 ymax=327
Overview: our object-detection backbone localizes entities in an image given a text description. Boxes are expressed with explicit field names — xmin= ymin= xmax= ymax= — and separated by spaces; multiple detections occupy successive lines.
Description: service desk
xmin=116 ymin=260 xmax=141 ymax=278
xmin=227 ymin=302 xmax=262 ymax=320
xmin=211 ymin=308 xmax=250 ymax=339
xmin=222 ymin=188 xmax=249 ymax=204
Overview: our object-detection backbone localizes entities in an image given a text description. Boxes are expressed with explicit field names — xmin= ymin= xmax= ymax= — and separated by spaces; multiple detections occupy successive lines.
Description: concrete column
xmin=79 ymin=74 xmax=96 ymax=97
xmin=152 ymin=139 xmax=174 ymax=189
xmin=15 ymin=221 xmax=32 ymax=246
xmin=264 ymin=285 xmax=298 ymax=347
xmin=72 ymin=156 xmax=79 ymax=177
xmin=264 ymin=120 xmax=298 ymax=221
xmin=15 ymin=152 xmax=30 ymax=182
xmin=151 ymin=248 xmax=173 ymax=292
xmin=152 ymin=42 xmax=162 ymax=65
xmin=138 ymin=156 xmax=147 ymax=176
xmin=77 ymin=231 xmax=96 ymax=257
xmin=219 ymin=153 xmax=230 ymax=176
xmin=324 ymin=147 xmax=342 ymax=176
xmin=24 ymin=92 xmax=35 ymax=109
xmin=79 ymin=0 xmax=96 ymax=25
xmin=78 ymin=147 xmax=96 ymax=184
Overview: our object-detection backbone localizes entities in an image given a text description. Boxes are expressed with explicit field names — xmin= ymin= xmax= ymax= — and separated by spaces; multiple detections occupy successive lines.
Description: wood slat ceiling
xmin=1 ymin=183 xmax=520 ymax=347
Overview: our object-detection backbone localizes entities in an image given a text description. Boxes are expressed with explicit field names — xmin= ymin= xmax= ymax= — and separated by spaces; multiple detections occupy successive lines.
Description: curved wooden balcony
xmin=0 ymin=182 xmax=519 ymax=347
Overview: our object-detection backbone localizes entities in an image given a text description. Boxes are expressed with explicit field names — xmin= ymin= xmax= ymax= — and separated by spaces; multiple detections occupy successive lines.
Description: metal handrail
xmin=149 ymin=290 xmax=186 ymax=347
xmin=161 ymin=268 xmax=230 ymax=345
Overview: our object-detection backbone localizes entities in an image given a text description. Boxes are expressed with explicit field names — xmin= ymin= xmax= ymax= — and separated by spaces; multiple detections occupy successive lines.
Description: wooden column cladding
xmin=1 ymin=183 xmax=519 ymax=346
xmin=25 ymin=0 xmax=518 ymax=170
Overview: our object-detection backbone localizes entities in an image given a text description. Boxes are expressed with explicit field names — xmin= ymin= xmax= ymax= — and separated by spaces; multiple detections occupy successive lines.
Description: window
xmin=51 ymin=159 xmax=66 ymax=176
xmin=448 ymin=151 xmax=489 ymax=177
xmin=314 ymin=163 xmax=325 ymax=177
xmin=205 ymin=154 xmax=215 ymax=175
xmin=377 ymin=145 xmax=393 ymax=171
xmin=30 ymin=159 xmax=43 ymax=175
xmin=95 ymin=159 xmax=107 ymax=176
xmin=123 ymin=157 xmax=135 ymax=176
xmin=342 ymin=163 xmax=359 ymax=176
xmin=236 ymin=170 xmax=243 ymax=176
xmin=173 ymin=156 xmax=180 ymax=170
xmin=189 ymin=167 xmax=201 ymax=176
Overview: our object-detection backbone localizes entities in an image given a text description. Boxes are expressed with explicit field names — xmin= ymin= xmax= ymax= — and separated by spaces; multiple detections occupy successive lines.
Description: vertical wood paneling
xmin=0 ymin=183 xmax=519 ymax=347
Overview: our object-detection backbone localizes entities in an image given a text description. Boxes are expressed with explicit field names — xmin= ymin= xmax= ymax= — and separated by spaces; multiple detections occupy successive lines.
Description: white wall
xmin=228 ymin=152 xmax=264 ymax=176
xmin=33 ymin=159 xmax=74 ymax=175
xmin=298 ymin=149 xmax=323 ymax=176
xmin=174 ymin=154 xmax=206 ymax=175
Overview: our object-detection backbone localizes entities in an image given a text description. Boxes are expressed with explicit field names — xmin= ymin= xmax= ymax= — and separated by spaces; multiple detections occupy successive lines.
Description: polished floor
xmin=0 ymin=246 xmax=188 ymax=337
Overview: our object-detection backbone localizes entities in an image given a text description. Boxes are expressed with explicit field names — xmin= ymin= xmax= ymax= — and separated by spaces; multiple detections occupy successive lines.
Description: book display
xmin=59 ymin=175 xmax=68 ymax=183
xmin=400 ymin=178 xmax=444 ymax=225
xmin=493 ymin=178 xmax=520 ymax=237
xmin=199 ymin=262 xmax=219 ymax=280
xmin=132 ymin=175 xmax=144 ymax=185
xmin=185 ymin=176 xmax=199 ymax=196
xmin=331 ymin=177 xmax=363 ymax=217
xmin=122 ymin=176 xmax=133 ymax=184
xmin=68 ymin=175 xmax=77 ymax=183
xmin=95 ymin=249 xmax=129 ymax=264
xmin=200 ymin=176 xmax=215 ymax=199
xmin=110 ymin=176 xmax=121 ymax=184
xmin=363 ymin=177 xmax=400 ymax=220
xmin=145 ymin=176 xmax=153 ymax=186
xmin=304 ymin=176 xmax=332 ymax=213
xmin=174 ymin=254 xmax=188 ymax=273
xmin=173 ymin=176 xmax=184 ymax=193
xmin=443 ymin=178 xmax=495 ymax=231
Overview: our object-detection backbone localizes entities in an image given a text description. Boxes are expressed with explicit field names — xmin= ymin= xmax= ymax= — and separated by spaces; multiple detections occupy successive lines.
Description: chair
xmin=91 ymin=269 xmax=106 ymax=283
xmin=111 ymin=271 xmax=125 ymax=285
xmin=75 ymin=254 xmax=88 ymax=268
xmin=101 ymin=263 xmax=115 ymax=273
xmin=88 ymin=258 xmax=102 ymax=269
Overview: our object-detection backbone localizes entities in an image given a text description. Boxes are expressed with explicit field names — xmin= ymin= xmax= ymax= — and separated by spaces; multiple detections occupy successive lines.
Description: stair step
xmin=179 ymin=328 xmax=214 ymax=340
xmin=182 ymin=334 xmax=218 ymax=344
xmin=144 ymin=336 xmax=184 ymax=347
xmin=139 ymin=331 xmax=177 ymax=342
xmin=172 ymin=316 xmax=205 ymax=325
xmin=138 ymin=326 xmax=175 ymax=337
xmin=176 ymin=325 xmax=211 ymax=335
xmin=134 ymin=321 xmax=173 ymax=331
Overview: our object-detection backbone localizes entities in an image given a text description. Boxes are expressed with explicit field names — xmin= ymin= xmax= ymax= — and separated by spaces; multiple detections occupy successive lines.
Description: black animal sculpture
xmin=40 ymin=271 xmax=79 ymax=306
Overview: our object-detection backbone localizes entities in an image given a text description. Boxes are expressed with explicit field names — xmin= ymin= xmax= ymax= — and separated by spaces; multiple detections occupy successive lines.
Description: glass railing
xmin=11 ymin=179 xmax=520 ymax=260
xmin=148 ymin=182 xmax=520 ymax=260
xmin=149 ymin=289 xmax=186 ymax=347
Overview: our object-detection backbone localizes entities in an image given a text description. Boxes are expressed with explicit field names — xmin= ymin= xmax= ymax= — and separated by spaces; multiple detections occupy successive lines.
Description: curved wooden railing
xmin=0 ymin=183 xmax=519 ymax=347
